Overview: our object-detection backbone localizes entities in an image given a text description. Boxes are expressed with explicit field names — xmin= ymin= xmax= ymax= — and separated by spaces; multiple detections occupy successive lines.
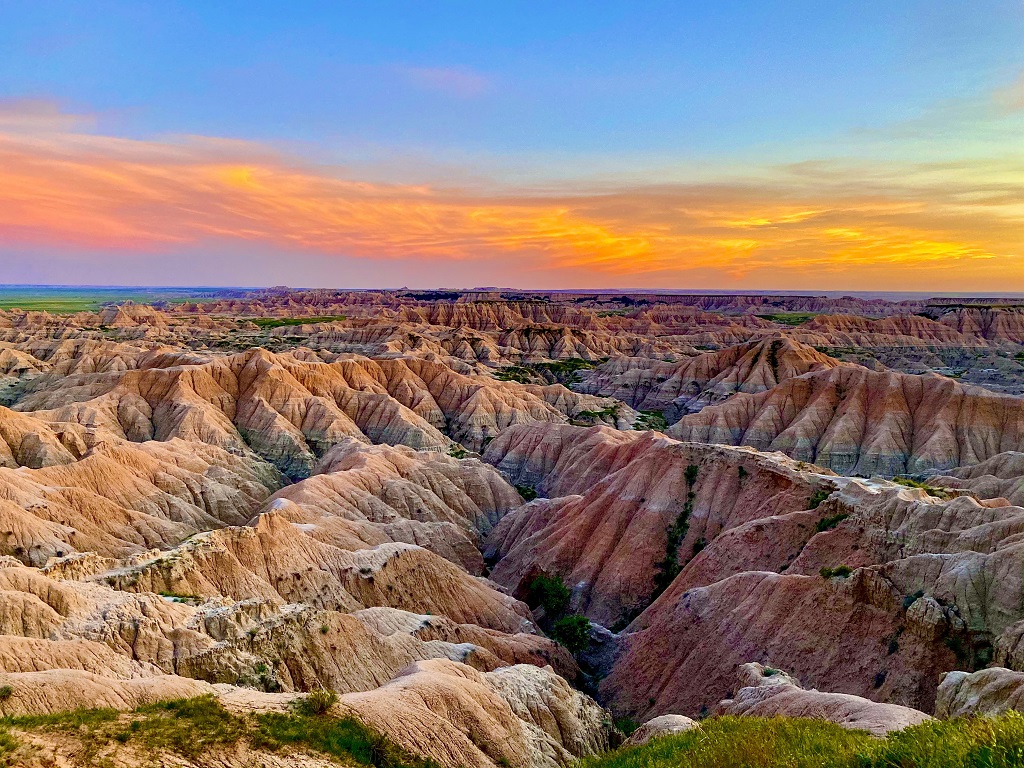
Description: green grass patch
xmin=494 ymin=365 xmax=538 ymax=384
xmin=0 ymin=694 xmax=434 ymax=767
xmin=581 ymin=712 xmax=1024 ymax=768
xmin=635 ymin=410 xmax=667 ymax=431
xmin=755 ymin=313 xmax=817 ymax=326
xmin=892 ymin=476 xmax=954 ymax=499
xmin=653 ymin=465 xmax=699 ymax=598
xmin=820 ymin=565 xmax=854 ymax=579
xmin=495 ymin=358 xmax=606 ymax=385
xmin=532 ymin=358 xmax=600 ymax=376
xmin=808 ymin=487 xmax=832 ymax=509
xmin=249 ymin=315 xmax=347 ymax=329
xmin=573 ymin=405 xmax=620 ymax=424
xmin=814 ymin=513 xmax=849 ymax=533
xmin=0 ymin=287 xmax=221 ymax=314
xmin=580 ymin=715 xmax=875 ymax=768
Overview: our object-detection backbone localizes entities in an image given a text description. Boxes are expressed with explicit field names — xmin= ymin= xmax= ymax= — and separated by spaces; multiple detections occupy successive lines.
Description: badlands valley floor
xmin=4 ymin=287 xmax=1024 ymax=765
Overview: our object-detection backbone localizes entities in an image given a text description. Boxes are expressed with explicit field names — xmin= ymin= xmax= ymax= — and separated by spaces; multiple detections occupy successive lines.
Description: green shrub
xmin=820 ymin=565 xmax=854 ymax=579
xmin=755 ymin=313 xmax=816 ymax=326
xmin=685 ymin=464 xmax=700 ymax=486
xmin=295 ymin=689 xmax=339 ymax=717
xmin=0 ymin=687 xmax=11 ymax=702
xmin=515 ymin=484 xmax=539 ymax=502
xmin=635 ymin=410 xmax=667 ymax=431
xmin=527 ymin=574 xmax=571 ymax=617
xmin=614 ymin=717 xmax=640 ymax=737
xmin=494 ymin=366 xmax=536 ymax=384
xmin=447 ymin=444 xmax=468 ymax=459
xmin=550 ymin=614 xmax=592 ymax=654
xmin=902 ymin=590 xmax=925 ymax=610
xmin=814 ymin=513 xmax=849 ymax=532
xmin=808 ymin=488 xmax=832 ymax=509
xmin=652 ymin=467 xmax=700 ymax=598
xmin=0 ymin=727 xmax=18 ymax=764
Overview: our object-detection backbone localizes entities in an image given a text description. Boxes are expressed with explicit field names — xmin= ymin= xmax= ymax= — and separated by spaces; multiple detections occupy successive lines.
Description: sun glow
xmin=0 ymin=104 xmax=1021 ymax=289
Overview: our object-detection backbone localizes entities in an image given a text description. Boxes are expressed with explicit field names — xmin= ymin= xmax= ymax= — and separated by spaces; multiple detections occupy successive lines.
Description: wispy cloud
xmin=994 ymin=72 xmax=1024 ymax=112
xmin=0 ymin=101 xmax=1021 ymax=290
xmin=397 ymin=65 xmax=490 ymax=98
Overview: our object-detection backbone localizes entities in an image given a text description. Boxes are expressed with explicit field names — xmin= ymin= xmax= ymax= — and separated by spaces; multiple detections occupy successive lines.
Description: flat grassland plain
xmin=0 ymin=285 xmax=237 ymax=312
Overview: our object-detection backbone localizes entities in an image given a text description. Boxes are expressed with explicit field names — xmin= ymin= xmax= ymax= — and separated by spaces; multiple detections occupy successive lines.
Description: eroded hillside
xmin=5 ymin=288 xmax=1024 ymax=766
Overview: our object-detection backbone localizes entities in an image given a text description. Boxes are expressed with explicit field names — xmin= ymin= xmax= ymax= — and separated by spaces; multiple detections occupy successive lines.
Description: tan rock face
xmin=484 ymin=423 xmax=827 ymax=626
xmin=340 ymin=658 xmax=612 ymax=768
xmin=669 ymin=366 xmax=1024 ymax=475
xmin=622 ymin=715 xmax=700 ymax=746
xmin=936 ymin=667 xmax=1024 ymax=718
xmin=0 ymin=427 xmax=281 ymax=565
xmin=265 ymin=438 xmax=524 ymax=573
xmin=16 ymin=348 xmax=621 ymax=473
xmin=717 ymin=663 xmax=933 ymax=736
xmin=578 ymin=336 xmax=843 ymax=417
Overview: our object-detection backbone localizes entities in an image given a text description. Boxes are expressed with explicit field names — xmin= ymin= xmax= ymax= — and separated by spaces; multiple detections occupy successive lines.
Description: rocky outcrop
xmin=717 ymin=663 xmax=933 ymax=735
xmin=263 ymin=439 xmax=525 ymax=573
xmin=16 ymin=349 xmax=623 ymax=474
xmin=483 ymin=423 xmax=828 ymax=626
xmin=936 ymin=667 xmax=1024 ymax=718
xmin=341 ymin=658 xmax=613 ymax=768
xmin=622 ymin=715 xmax=699 ymax=746
xmin=669 ymin=366 xmax=1024 ymax=475
xmin=101 ymin=513 xmax=536 ymax=635
xmin=0 ymin=429 xmax=281 ymax=565
xmin=579 ymin=336 xmax=843 ymax=418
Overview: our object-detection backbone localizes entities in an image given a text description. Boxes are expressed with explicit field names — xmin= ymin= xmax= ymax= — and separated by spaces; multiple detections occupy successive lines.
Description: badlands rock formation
xmin=936 ymin=667 xmax=1024 ymax=718
xmin=622 ymin=715 xmax=700 ymax=746
xmin=669 ymin=366 xmax=1024 ymax=474
xmin=15 ymin=348 xmax=623 ymax=476
xmin=484 ymin=423 xmax=829 ymax=626
xmin=263 ymin=438 xmax=524 ymax=573
xmin=578 ymin=336 xmax=843 ymax=418
xmin=716 ymin=663 xmax=933 ymax=735
xmin=6 ymin=288 xmax=1024 ymax=766
xmin=601 ymin=474 xmax=1024 ymax=720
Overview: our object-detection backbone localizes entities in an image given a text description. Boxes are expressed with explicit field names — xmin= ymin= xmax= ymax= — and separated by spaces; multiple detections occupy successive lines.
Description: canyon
xmin=5 ymin=287 xmax=1024 ymax=766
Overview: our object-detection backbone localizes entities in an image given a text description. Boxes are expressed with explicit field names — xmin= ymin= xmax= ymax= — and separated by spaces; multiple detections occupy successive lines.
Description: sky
xmin=0 ymin=1 xmax=1022 ymax=291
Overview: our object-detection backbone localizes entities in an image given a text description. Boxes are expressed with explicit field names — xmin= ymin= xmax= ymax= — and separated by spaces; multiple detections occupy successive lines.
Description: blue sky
xmin=0 ymin=1 xmax=1022 ymax=288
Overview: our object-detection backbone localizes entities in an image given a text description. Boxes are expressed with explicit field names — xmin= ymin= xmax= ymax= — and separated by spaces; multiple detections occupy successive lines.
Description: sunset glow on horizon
xmin=2 ymin=2 xmax=1022 ymax=291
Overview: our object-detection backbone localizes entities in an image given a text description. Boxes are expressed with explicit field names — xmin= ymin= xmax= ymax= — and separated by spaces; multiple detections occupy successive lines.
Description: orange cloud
xmin=0 ymin=103 xmax=1022 ymax=290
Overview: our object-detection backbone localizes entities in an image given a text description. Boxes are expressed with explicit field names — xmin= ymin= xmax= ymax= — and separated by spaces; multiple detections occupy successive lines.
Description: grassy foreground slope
xmin=580 ymin=715 xmax=1024 ymax=768
xmin=0 ymin=694 xmax=435 ymax=768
